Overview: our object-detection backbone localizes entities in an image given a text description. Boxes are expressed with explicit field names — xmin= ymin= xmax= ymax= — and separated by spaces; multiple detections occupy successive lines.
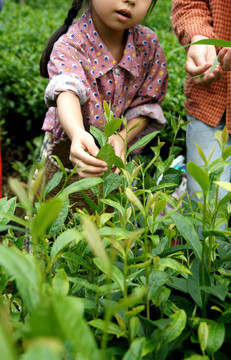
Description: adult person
xmin=171 ymin=1 xmax=231 ymax=201
xmin=218 ymin=48 xmax=231 ymax=71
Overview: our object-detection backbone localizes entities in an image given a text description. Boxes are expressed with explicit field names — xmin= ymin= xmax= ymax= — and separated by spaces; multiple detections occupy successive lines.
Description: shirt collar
xmin=78 ymin=9 xmax=140 ymax=78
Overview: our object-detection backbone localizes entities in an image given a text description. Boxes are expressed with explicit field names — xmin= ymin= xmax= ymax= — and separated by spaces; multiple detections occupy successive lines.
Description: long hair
xmin=40 ymin=0 xmax=86 ymax=78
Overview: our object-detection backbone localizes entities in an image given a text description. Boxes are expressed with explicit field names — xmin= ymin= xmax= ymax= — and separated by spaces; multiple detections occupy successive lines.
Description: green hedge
xmin=0 ymin=0 xmax=69 ymax=145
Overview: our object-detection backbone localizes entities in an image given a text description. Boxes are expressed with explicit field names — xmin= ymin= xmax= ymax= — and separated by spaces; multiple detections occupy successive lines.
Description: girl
xmin=40 ymin=0 xmax=168 ymax=178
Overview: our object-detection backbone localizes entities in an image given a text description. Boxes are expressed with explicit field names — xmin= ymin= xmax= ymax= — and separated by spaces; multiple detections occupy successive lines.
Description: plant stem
xmin=201 ymin=191 xmax=207 ymax=318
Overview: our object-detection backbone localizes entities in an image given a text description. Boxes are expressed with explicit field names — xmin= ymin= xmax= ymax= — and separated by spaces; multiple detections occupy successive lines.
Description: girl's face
xmin=91 ymin=0 xmax=153 ymax=35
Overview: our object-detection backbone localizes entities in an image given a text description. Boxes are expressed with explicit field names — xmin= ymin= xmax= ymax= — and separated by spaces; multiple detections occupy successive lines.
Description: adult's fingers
xmin=223 ymin=50 xmax=231 ymax=71
xmin=185 ymin=59 xmax=211 ymax=77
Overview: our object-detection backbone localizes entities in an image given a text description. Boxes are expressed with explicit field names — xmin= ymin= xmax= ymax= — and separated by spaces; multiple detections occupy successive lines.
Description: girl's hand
xmin=186 ymin=35 xmax=223 ymax=85
xmin=218 ymin=47 xmax=231 ymax=71
xmin=70 ymin=129 xmax=108 ymax=178
xmin=108 ymin=134 xmax=126 ymax=174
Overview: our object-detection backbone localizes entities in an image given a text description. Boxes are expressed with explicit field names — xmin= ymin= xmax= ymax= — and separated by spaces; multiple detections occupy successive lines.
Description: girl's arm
xmin=57 ymin=92 xmax=107 ymax=178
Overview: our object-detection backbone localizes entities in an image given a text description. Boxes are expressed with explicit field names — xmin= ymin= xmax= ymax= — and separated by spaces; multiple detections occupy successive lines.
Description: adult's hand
xmin=218 ymin=47 xmax=231 ymax=71
xmin=186 ymin=35 xmax=223 ymax=85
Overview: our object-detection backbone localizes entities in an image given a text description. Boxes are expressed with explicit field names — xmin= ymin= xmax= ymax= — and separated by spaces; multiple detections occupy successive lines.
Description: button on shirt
xmin=42 ymin=9 xmax=168 ymax=149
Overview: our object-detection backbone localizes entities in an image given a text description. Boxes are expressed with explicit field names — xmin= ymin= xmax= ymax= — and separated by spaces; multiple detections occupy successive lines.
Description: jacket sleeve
xmin=170 ymin=0 xmax=215 ymax=46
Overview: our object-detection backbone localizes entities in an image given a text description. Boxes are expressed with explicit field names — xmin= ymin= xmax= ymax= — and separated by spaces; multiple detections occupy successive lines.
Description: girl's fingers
xmin=70 ymin=145 xmax=107 ymax=168
xmin=73 ymin=159 xmax=107 ymax=178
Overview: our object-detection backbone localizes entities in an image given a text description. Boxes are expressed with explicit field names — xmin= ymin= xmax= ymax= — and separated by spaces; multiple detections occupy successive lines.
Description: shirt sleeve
xmin=171 ymin=0 xmax=215 ymax=46
xmin=45 ymin=36 xmax=89 ymax=107
xmin=45 ymin=74 xmax=88 ymax=107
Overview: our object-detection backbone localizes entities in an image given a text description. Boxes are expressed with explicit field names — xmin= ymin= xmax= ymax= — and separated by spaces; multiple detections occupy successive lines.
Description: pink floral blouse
xmin=42 ymin=9 xmax=168 ymax=151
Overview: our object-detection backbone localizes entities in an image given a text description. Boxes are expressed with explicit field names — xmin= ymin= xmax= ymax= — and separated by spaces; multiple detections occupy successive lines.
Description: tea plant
xmin=0 ymin=104 xmax=231 ymax=360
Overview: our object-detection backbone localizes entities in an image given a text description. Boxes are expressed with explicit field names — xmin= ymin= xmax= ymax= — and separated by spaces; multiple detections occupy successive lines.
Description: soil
xmin=2 ymin=146 xmax=25 ymax=198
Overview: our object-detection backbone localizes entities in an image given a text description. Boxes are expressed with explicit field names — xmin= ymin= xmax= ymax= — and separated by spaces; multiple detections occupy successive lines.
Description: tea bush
xmin=0 ymin=111 xmax=231 ymax=359
xmin=0 ymin=0 xmax=68 ymax=145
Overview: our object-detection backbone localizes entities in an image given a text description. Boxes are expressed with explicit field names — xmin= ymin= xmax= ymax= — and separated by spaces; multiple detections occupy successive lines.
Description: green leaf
xmin=125 ymin=188 xmax=144 ymax=213
xmin=62 ymin=252 xmax=93 ymax=273
xmin=51 ymin=155 xmax=66 ymax=174
xmin=0 ymin=246 xmax=40 ymax=312
xmin=129 ymin=317 xmax=140 ymax=342
xmin=184 ymin=355 xmax=210 ymax=360
xmin=198 ymin=322 xmax=209 ymax=355
xmin=190 ymin=38 xmax=231 ymax=48
xmin=200 ymin=285 xmax=228 ymax=301
xmin=61 ymin=177 xmax=103 ymax=197
xmin=44 ymin=171 xmax=63 ymax=196
xmin=89 ymin=319 xmax=125 ymax=337
xmin=96 ymin=144 xmax=124 ymax=174
xmin=167 ymin=277 xmax=188 ymax=294
xmin=0 ymin=319 xmax=17 ymax=360
xmin=222 ymin=145 xmax=231 ymax=160
xmin=20 ymin=347 xmax=61 ymax=360
xmin=9 ymin=178 xmax=31 ymax=212
xmin=209 ymin=55 xmax=220 ymax=74
xmin=48 ymin=197 xmax=69 ymax=237
xmin=31 ymin=198 xmax=64 ymax=242
xmin=99 ymin=227 xmax=132 ymax=239
xmin=155 ymin=257 xmax=191 ymax=275
xmin=52 ymin=268 xmax=69 ymax=296
xmin=93 ymin=258 xmax=124 ymax=291
xmin=100 ymin=198 xmax=125 ymax=215
xmin=50 ymin=229 xmax=82 ymax=260
xmin=148 ymin=270 xmax=169 ymax=299
xmin=152 ymin=199 xmax=167 ymax=218
xmin=206 ymin=321 xmax=225 ymax=355
xmin=172 ymin=213 xmax=202 ymax=259
xmin=54 ymin=294 xmax=100 ymax=359
xmin=123 ymin=337 xmax=145 ymax=360
xmin=187 ymin=161 xmax=209 ymax=192
xmin=90 ymin=125 xmax=107 ymax=147
xmin=104 ymin=173 xmax=122 ymax=196
xmin=104 ymin=117 xmax=122 ymax=138
xmin=151 ymin=286 xmax=171 ymax=307
xmin=215 ymin=181 xmax=231 ymax=193
xmin=0 ymin=197 xmax=17 ymax=226
xmin=187 ymin=258 xmax=202 ymax=308
xmin=127 ymin=131 xmax=159 ymax=155
xmin=82 ymin=215 xmax=110 ymax=271
xmin=155 ymin=309 xmax=186 ymax=347
xmin=103 ymin=100 xmax=112 ymax=121
xmin=194 ymin=143 xmax=208 ymax=164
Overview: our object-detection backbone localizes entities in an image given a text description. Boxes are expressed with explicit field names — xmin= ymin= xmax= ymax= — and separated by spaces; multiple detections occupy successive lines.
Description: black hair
xmin=40 ymin=0 xmax=87 ymax=78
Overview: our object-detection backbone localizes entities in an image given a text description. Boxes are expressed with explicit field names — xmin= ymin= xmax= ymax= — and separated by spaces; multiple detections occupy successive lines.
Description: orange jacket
xmin=171 ymin=0 xmax=231 ymax=133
